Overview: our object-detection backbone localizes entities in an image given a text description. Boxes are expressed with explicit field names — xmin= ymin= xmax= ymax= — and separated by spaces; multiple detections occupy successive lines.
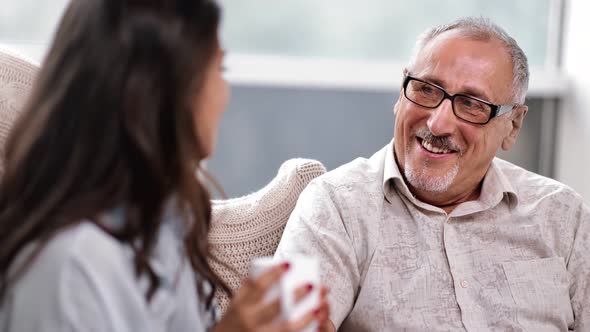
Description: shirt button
xmin=460 ymin=280 xmax=468 ymax=288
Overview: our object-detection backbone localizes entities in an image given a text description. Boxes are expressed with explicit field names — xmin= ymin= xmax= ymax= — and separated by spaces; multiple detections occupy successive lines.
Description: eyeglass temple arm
xmin=496 ymin=104 xmax=517 ymax=117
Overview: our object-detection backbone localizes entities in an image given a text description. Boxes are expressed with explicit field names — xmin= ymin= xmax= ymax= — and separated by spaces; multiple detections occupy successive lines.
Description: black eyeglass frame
xmin=402 ymin=75 xmax=518 ymax=125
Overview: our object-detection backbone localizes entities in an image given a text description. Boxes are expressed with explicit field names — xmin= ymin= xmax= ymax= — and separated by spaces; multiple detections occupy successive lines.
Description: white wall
xmin=556 ymin=0 xmax=590 ymax=203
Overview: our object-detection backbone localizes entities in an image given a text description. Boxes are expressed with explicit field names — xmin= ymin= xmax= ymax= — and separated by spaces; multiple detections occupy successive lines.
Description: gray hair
xmin=408 ymin=17 xmax=529 ymax=104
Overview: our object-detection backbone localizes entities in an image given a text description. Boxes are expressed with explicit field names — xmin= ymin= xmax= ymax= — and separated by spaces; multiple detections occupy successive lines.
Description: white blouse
xmin=0 ymin=206 xmax=217 ymax=332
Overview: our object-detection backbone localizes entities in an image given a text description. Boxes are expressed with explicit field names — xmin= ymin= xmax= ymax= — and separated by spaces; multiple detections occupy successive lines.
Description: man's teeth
xmin=421 ymin=139 xmax=451 ymax=154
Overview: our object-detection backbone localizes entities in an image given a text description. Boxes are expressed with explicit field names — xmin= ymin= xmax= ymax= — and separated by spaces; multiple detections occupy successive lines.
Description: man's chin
xmin=404 ymin=163 xmax=459 ymax=194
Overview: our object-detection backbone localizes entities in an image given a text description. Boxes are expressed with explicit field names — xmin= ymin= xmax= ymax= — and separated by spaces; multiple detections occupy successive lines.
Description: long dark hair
xmin=0 ymin=0 xmax=229 ymax=308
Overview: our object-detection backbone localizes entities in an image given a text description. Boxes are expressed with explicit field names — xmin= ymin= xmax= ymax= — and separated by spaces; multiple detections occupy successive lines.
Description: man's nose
xmin=426 ymin=98 xmax=456 ymax=136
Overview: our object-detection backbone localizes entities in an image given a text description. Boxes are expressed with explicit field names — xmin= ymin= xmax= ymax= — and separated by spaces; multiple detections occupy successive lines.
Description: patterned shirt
xmin=1 ymin=205 xmax=217 ymax=332
xmin=275 ymin=141 xmax=590 ymax=331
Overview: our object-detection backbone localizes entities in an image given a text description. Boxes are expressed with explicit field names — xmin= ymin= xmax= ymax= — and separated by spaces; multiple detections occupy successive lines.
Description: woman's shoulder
xmin=9 ymin=221 xmax=137 ymax=297
xmin=2 ymin=222 xmax=142 ymax=331
xmin=37 ymin=222 xmax=131 ymax=275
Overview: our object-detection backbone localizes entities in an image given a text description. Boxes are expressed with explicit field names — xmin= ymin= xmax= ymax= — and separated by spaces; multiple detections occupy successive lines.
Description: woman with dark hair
xmin=0 ymin=0 xmax=330 ymax=331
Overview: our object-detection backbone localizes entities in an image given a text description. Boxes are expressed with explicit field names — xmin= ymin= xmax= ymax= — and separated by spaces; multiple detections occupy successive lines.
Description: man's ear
xmin=401 ymin=68 xmax=409 ymax=90
xmin=393 ymin=98 xmax=401 ymax=115
xmin=501 ymin=105 xmax=528 ymax=151
xmin=394 ymin=69 xmax=408 ymax=115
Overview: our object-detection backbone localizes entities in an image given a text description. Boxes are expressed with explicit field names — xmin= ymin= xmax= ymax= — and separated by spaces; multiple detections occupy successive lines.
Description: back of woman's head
xmin=0 ymin=0 xmax=227 ymax=305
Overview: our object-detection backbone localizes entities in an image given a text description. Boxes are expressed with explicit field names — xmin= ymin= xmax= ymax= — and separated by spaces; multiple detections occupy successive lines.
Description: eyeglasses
xmin=402 ymin=75 xmax=517 ymax=125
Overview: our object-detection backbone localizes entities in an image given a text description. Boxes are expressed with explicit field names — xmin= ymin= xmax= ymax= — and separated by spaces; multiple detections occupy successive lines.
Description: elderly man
xmin=275 ymin=17 xmax=589 ymax=331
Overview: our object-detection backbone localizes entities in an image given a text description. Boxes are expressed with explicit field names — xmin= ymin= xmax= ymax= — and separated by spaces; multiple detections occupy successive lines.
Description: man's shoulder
xmin=314 ymin=153 xmax=384 ymax=193
xmin=494 ymin=158 xmax=585 ymax=205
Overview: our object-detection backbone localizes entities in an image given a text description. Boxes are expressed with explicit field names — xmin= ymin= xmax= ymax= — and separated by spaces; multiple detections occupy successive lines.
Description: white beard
xmin=404 ymin=157 xmax=459 ymax=193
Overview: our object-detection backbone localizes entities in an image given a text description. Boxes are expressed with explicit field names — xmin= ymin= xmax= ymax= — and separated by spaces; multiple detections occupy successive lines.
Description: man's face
xmin=393 ymin=31 xmax=527 ymax=205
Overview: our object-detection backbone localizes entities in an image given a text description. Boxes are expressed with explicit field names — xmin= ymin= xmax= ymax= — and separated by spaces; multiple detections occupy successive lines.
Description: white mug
xmin=249 ymin=255 xmax=320 ymax=332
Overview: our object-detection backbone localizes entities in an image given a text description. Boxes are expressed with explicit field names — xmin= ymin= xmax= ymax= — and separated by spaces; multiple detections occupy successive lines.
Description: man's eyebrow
xmin=418 ymin=75 xmax=445 ymax=88
xmin=419 ymin=75 xmax=492 ymax=102
xmin=460 ymin=87 xmax=493 ymax=102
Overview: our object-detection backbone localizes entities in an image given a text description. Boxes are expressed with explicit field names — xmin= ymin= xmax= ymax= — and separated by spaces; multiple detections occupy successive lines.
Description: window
xmin=0 ymin=0 xmax=69 ymax=61
xmin=221 ymin=0 xmax=553 ymax=67
xmin=3 ymin=1 xmax=557 ymax=68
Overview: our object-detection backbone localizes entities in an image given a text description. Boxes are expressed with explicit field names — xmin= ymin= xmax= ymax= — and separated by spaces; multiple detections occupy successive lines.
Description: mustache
xmin=415 ymin=128 xmax=462 ymax=153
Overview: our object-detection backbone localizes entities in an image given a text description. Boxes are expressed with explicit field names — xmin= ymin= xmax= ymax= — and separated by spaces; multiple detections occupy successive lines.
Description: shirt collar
xmin=479 ymin=159 xmax=519 ymax=209
xmin=382 ymin=140 xmax=519 ymax=215
xmin=100 ymin=199 xmax=187 ymax=288
xmin=382 ymin=140 xmax=414 ymax=204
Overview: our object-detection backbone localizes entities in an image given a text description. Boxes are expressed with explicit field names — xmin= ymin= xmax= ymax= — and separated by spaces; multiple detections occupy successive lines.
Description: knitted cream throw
xmin=0 ymin=48 xmax=38 ymax=175
xmin=209 ymin=158 xmax=326 ymax=314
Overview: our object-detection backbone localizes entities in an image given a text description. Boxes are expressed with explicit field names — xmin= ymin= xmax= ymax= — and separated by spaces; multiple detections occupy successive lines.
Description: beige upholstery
xmin=209 ymin=158 xmax=326 ymax=314
xmin=0 ymin=47 xmax=38 ymax=174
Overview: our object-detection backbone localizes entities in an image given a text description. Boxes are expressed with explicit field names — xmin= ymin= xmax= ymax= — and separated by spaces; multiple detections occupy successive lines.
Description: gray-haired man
xmin=276 ymin=17 xmax=589 ymax=331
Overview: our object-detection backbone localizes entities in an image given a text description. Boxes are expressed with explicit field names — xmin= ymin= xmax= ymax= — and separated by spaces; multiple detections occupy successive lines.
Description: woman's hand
xmin=213 ymin=263 xmax=331 ymax=332
xmin=315 ymin=287 xmax=334 ymax=332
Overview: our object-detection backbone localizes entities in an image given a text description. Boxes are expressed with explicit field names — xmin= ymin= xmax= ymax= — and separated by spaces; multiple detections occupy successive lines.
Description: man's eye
xmin=462 ymin=99 xmax=474 ymax=107
xmin=421 ymin=86 xmax=434 ymax=94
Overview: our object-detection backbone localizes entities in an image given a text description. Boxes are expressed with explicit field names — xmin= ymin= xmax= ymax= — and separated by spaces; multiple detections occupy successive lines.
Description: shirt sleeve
xmin=567 ymin=201 xmax=590 ymax=331
xmin=274 ymin=180 xmax=360 ymax=328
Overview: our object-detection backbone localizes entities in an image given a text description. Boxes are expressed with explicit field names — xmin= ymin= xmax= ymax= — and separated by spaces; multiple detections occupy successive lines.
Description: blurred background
xmin=2 ymin=0 xmax=589 ymax=202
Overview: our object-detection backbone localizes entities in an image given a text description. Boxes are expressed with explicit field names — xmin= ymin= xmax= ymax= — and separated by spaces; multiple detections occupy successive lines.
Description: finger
xmin=274 ymin=296 xmax=331 ymax=332
xmin=314 ymin=301 xmax=330 ymax=323
xmin=256 ymin=262 xmax=289 ymax=290
xmin=319 ymin=319 xmax=337 ymax=332
xmin=311 ymin=297 xmax=331 ymax=329
xmin=319 ymin=286 xmax=330 ymax=313
xmin=282 ymin=286 xmax=330 ymax=331
xmin=293 ymin=283 xmax=314 ymax=303
xmin=253 ymin=296 xmax=282 ymax=325
xmin=244 ymin=262 xmax=290 ymax=302
xmin=282 ymin=307 xmax=320 ymax=332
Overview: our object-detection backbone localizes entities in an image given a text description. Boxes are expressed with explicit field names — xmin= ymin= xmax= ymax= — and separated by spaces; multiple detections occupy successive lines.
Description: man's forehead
xmin=410 ymin=32 xmax=513 ymax=102
xmin=413 ymin=30 xmax=499 ymax=70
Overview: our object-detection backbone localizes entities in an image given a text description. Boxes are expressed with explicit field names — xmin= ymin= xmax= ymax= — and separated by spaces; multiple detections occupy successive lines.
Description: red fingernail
xmin=306 ymin=283 xmax=314 ymax=291
xmin=282 ymin=262 xmax=290 ymax=270
xmin=313 ymin=308 xmax=321 ymax=317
